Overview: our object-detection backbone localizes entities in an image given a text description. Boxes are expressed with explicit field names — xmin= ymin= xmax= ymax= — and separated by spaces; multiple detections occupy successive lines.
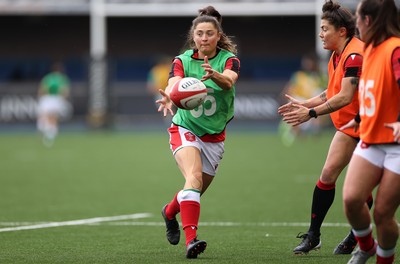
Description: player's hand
xmin=156 ymin=89 xmax=175 ymax=117
xmin=282 ymin=104 xmax=310 ymax=126
xmin=384 ymin=121 xmax=400 ymax=143
xmin=278 ymin=94 xmax=302 ymax=116
xmin=201 ymin=56 xmax=215 ymax=81
xmin=340 ymin=119 xmax=359 ymax=133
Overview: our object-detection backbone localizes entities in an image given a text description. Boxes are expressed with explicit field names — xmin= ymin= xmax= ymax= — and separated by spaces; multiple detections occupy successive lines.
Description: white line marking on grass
xmin=0 ymin=222 xmax=50 ymax=226
xmin=102 ymin=221 xmax=352 ymax=227
xmin=0 ymin=213 xmax=152 ymax=233
xmin=5 ymin=219 xmax=380 ymax=231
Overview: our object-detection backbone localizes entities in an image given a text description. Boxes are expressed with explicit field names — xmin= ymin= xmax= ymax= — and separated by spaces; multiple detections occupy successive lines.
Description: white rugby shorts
xmin=168 ymin=124 xmax=225 ymax=176
xmin=37 ymin=95 xmax=70 ymax=118
xmin=354 ymin=141 xmax=400 ymax=174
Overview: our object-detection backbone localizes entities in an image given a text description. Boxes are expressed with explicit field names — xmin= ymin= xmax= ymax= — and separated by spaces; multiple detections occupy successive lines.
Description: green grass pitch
xmin=0 ymin=129 xmax=397 ymax=263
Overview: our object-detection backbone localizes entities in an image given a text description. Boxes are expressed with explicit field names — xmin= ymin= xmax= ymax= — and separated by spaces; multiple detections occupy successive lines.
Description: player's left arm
xmin=284 ymin=53 xmax=362 ymax=126
xmin=202 ymin=57 xmax=240 ymax=90
xmin=313 ymin=53 xmax=362 ymax=116
xmin=61 ymin=78 xmax=70 ymax=99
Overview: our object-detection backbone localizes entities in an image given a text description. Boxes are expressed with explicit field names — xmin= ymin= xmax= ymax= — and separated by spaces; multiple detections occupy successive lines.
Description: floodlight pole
xmin=88 ymin=0 xmax=108 ymax=128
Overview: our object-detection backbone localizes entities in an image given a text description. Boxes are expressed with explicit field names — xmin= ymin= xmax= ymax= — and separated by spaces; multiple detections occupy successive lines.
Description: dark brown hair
xmin=322 ymin=0 xmax=356 ymax=38
xmin=198 ymin=6 xmax=222 ymax=24
xmin=357 ymin=0 xmax=400 ymax=47
xmin=182 ymin=6 xmax=237 ymax=55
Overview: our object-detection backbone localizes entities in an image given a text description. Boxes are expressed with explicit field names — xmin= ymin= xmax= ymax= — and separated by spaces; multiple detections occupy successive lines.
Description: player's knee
xmin=343 ymin=192 xmax=362 ymax=212
xmin=186 ymin=172 xmax=203 ymax=190
xmin=373 ymin=206 xmax=393 ymax=226
xmin=320 ymin=167 xmax=340 ymax=184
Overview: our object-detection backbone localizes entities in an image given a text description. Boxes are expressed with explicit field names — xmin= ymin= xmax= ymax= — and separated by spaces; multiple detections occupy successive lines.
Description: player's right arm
xmin=156 ymin=59 xmax=183 ymax=116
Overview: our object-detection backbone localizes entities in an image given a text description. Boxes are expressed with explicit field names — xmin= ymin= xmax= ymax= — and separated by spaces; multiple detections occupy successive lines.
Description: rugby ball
xmin=169 ymin=77 xmax=207 ymax=110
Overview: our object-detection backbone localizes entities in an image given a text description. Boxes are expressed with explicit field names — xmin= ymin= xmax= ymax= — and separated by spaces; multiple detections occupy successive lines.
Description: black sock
xmin=309 ymin=185 xmax=335 ymax=236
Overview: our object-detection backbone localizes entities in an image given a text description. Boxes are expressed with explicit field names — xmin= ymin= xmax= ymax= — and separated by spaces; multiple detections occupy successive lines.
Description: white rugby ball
xmin=169 ymin=77 xmax=207 ymax=110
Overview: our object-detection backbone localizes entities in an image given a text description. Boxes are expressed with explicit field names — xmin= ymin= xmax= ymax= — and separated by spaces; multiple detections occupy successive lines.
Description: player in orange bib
xmin=341 ymin=0 xmax=400 ymax=263
xmin=278 ymin=0 xmax=373 ymax=255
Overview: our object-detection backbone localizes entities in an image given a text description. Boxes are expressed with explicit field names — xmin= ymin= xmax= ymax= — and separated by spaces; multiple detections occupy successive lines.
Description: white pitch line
xmin=0 ymin=213 xmax=152 ymax=233
xmin=101 ymin=221 xmax=352 ymax=227
xmin=5 ymin=219 xmax=390 ymax=232
xmin=0 ymin=220 xmax=353 ymax=229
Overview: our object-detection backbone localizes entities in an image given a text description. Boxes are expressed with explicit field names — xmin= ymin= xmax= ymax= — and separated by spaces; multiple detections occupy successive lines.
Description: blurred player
xmin=340 ymin=0 xmax=400 ymax=263
xmin=37 ymin=62 xmax=71 ymax=147
xmin=156 ymin=6 xmax=240 ymax=259
xmin=146 ymin=55 xmax=174 ymax=124
xmin=147 ymin=55 xmax=172 ymax=103
xmin=278 ymin=0 xmax=373 ymax=255
xmin=279 ymin=52 xmax=327 ymax=146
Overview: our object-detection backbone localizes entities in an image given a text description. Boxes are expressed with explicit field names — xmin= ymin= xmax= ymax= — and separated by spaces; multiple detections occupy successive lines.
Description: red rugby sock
xmin=165 ymin=191 xmax=181 ymax=220
xmin=180 ymin=200 xmax=200 ymax=246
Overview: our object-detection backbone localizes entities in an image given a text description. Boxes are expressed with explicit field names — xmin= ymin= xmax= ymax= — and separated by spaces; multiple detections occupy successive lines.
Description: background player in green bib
xmin=37 ymin=62 xmax=71 ymax=147
xmin=156 ymin=6 xmax=240 ymax=259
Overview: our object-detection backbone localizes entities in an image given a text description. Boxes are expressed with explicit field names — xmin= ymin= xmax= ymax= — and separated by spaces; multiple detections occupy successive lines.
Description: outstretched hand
xmin=156 ymin=89 xmax=175 ymax=117
xmin=281 ymin=103 xmax=311 ymax=126
xmin=384 ymin=122 xmax=400 ymax=143
xmin=278 ymin=94 xmax=302 ymax=116
xmin=201 ymin=56 xmax=215 ymax=81
xmin=278 ymin=94 xmax=310 ymax=126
